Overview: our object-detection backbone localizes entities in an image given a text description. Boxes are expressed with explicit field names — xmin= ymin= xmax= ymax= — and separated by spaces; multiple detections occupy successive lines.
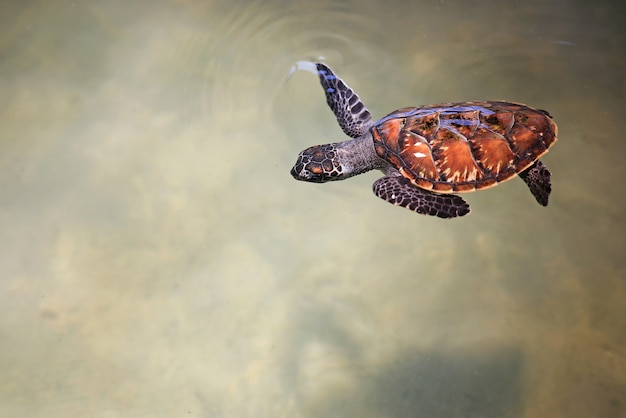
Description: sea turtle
xmin=290 ymin=63 xmax=558 ymax=218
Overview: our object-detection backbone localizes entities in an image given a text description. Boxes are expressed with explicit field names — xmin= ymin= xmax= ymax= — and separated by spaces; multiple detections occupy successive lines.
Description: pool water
xmin=0 ymin=0 xmax=624 ymax=417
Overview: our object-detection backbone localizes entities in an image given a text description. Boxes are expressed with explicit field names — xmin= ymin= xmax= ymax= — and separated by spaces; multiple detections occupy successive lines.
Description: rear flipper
xmin=519 ymin=160 xmax=552 ymax=206
xmin=373 ymin=175 xmax=470 ymax=219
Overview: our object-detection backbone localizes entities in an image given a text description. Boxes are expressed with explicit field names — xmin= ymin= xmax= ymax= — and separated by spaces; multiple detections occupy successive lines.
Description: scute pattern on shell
xmin=371 ymin=101 xmax=558 ymax=193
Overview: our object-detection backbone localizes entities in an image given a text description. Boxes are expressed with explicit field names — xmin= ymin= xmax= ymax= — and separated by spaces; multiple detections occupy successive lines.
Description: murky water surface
xmin=1 ymin=0 xmax=624 ymax=417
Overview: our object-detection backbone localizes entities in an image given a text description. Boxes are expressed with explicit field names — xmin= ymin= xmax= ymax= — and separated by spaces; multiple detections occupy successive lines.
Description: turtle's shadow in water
xmin=307 ymin=345 xmax=524 ymax=418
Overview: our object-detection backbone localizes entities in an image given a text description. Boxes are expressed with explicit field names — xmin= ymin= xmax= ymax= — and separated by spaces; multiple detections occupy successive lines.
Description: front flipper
xmin=373 ymin=176 xmax=470 ymax=218
xmin=316 ymin=63 xmax=372 ymax=138
xmin=518 ymin=160 xmax=551 ymax=206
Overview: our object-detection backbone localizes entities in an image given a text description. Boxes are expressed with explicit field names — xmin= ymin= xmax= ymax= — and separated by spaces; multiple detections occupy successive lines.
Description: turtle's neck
xmin=335 ymin=133 xmax=384 ymax=179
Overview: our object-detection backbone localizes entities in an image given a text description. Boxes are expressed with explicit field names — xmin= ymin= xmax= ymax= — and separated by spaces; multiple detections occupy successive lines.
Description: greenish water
xmin=0 ymin=0 xmax=624 ymax=417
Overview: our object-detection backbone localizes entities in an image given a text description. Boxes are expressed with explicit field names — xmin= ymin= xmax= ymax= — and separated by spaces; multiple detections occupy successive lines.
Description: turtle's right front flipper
xmin=373 ymin=175 xmax=470 ymax=218
xmin=315 ymin=63 xmax=372 ymax=138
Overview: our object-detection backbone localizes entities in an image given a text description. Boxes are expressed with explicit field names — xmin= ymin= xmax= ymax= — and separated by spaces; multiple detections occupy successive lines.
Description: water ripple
xmin=173 ymin=1 xmax=381 ymax=125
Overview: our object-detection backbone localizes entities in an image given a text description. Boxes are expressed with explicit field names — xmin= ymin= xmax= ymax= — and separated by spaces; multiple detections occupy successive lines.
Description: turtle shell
xmin=371 ymin=101 xmax=557 ymax=193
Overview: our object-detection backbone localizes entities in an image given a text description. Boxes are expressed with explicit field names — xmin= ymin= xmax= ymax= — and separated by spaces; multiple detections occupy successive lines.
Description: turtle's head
xmin=290 ymin=143 xmax=345 ymax=183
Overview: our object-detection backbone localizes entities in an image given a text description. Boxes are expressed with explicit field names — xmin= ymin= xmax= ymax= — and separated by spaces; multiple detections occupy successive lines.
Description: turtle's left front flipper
xmin=315 ymin=63 xmax=372 ymax=138
xmin=373 ymin=175 xmax=470 ymax=218
xmin=519 ymin=160 xmax=552 ymax=206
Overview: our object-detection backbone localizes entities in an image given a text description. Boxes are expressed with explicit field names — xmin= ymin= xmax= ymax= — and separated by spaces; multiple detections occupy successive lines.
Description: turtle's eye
xmin=290 ymin=159 xmax=327 ymax=183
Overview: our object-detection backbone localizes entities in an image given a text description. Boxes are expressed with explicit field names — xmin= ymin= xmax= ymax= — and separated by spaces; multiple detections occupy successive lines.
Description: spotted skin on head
xmin=316 ymin=63 xmax=372 ymax=138
xmin=290 ymin=144 xmax=342 ymax=183
xmin=373 ymin=175 xmax=470 ymax=218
